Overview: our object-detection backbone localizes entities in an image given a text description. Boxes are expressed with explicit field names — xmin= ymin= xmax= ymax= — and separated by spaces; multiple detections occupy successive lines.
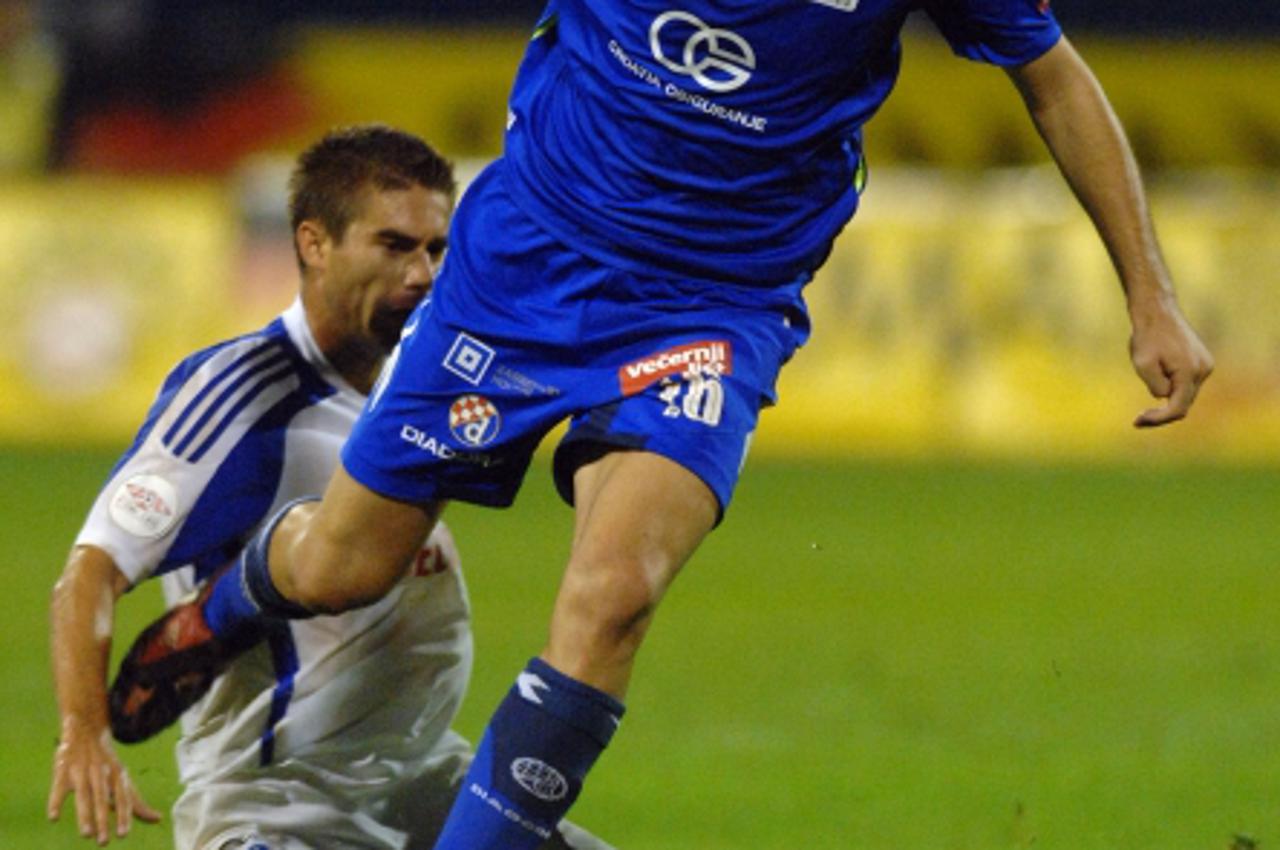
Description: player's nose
xmin=404 ymin=248 xmax=434 ymax=292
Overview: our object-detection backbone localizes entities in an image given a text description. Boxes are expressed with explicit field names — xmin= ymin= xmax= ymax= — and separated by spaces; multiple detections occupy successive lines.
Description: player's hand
xmin=48 ymin=719 xmax=161 ymax=845
xmin=1128 ymin=295 xmax=1214 ymax=428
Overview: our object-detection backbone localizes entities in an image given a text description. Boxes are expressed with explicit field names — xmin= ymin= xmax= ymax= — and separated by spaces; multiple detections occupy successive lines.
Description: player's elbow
xmin=51 ymin=546 xmax=127 ymax=617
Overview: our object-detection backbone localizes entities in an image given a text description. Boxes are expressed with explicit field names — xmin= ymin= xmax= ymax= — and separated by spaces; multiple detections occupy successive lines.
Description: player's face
xmin=321 ymin=184 xmax=451 ymax=351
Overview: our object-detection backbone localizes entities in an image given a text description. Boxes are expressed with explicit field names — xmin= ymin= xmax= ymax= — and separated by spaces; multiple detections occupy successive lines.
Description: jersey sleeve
xmin=922 ymin=0 xmax=1062 ymax=67
xmin=76 ymin=333 xmax=303 ymax=587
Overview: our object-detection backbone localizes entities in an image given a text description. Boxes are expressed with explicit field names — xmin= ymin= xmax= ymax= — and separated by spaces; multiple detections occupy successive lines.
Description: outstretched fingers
xmin=48 ymin=736 xmax=161 ymax=845
xmin=124 ymin=768 xmax=162 ymax=827
xmin=91 ymin=761 xmax=114 ymax=844
xmin=47 ymin=765 xmax=70 ymax=823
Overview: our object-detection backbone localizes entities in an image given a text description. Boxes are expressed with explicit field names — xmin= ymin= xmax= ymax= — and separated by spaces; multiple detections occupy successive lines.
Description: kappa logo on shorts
xmin=619 ymin=340 xmax=733 ymax=396
xmin=443 ymin=332 xmax=496 ymax=386
xmin=449 ymin=394 xmax=502 ymax=447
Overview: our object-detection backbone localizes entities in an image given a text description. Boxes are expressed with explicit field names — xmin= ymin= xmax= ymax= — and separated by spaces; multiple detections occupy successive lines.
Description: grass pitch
xmin=3 ymin=447 xmax=1277 ymax=849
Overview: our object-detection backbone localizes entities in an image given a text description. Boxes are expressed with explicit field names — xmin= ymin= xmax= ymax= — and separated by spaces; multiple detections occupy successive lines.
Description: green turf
xmin=3 ymin=447 xmax=1277 ymax=849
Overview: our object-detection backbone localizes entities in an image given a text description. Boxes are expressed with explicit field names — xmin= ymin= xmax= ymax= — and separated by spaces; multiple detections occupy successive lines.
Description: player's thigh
xmin=555 ymin=363 xmax=766 ymax=537
xmin=546 ymin=385 xmax=750 ymax=693
xmin=569 ymin=449 xmax=718 ymax=588
xmin=551 ymin=365 xmax=765 ymax=615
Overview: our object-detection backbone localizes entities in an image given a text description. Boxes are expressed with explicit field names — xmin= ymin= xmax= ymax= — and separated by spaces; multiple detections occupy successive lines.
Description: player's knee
xmin=559 ymin=551 xmax=672 ymax=656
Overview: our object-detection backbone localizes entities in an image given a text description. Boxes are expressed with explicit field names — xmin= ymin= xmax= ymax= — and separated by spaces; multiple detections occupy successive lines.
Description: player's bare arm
xmin=49 ymin=545 xmax=161 ymax=845
xmin=1006 ymin=37 xmax=1214 ymax=427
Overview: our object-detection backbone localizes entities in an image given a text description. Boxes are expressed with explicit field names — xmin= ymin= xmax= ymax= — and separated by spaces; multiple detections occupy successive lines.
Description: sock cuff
xmin=242 ymin=497 xmax=319 ymax=620
xmin=521 ymin=658 xmax=625 ymax=747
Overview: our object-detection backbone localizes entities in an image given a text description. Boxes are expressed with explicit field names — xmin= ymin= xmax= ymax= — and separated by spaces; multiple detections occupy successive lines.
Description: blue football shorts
xmin=341 ymin=162 xmax=809 ymax=517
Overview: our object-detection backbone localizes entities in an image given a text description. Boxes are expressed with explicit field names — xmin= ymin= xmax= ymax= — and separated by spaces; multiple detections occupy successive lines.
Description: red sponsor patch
xmin=110 ymin=474 xmax=180 ymax=538
xmin=126 ymin=482 xmax=173 ymax=517
xmin=618 ymin=340 xmax=733 ymax=396
xmin=1037 ymin=0 xmax=1050 ymax=13
xmin=412 ymin=543 xmax=448 ymax=577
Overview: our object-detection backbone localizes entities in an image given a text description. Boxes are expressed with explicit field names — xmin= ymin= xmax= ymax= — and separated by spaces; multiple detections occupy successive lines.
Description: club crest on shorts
xmin=448 ymin=394 xmax=501 ymax=447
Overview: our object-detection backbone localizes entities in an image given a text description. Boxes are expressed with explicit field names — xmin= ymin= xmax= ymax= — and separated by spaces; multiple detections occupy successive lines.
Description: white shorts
xmin=174 ymin=731 xmax=615 ymax=850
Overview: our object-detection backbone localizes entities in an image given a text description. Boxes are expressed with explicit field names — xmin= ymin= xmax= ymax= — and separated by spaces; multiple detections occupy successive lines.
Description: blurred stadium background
xmin=2 ymin=2 xmax=1277 ymax=848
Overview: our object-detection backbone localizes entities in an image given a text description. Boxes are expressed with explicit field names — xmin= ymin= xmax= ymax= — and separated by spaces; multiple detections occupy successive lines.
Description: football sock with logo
xmin=431 ymin=657 xmax=625 ymax=850
xmin=203 ymin=498 xmax=317 ymax=639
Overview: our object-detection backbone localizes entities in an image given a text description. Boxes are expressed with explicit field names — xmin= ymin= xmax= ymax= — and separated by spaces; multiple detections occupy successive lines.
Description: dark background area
xmin=289 ymin=0 xmax=1280 ymax=36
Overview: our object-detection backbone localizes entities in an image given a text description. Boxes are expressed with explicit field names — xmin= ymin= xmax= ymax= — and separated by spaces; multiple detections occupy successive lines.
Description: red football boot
xmin=108 ymin=580 xmax=262 ymax=743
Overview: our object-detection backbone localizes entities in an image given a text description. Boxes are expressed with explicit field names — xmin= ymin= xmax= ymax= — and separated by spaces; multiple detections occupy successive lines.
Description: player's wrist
xmin=1125 ymin=283 xmax=1178 ymax=324
xmin=58 ymin=709 xmax=110 ymax=742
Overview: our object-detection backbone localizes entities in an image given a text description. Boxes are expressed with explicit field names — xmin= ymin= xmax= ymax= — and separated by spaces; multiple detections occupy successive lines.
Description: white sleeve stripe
xmin=165 ymin=351 xmax=291 ymax=459
xmin=184 ymin=366 xmax=301 ymax=463
xmin=161 ymin=340 xmax=286 ymax=451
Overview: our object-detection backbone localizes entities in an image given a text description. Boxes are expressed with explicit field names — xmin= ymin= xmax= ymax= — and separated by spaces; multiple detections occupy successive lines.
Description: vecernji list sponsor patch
xmin=618 ymin=340 xmax=732 ymax=395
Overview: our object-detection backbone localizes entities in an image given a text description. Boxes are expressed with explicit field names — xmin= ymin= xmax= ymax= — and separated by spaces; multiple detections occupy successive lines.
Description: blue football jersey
xmin=503 ymin=0 xmax=1061 ymax=286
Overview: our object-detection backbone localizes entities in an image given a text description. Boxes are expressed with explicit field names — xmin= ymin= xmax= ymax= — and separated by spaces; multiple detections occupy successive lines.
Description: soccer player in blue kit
xmin=114 ymin=2 xmax=1214 ymax=847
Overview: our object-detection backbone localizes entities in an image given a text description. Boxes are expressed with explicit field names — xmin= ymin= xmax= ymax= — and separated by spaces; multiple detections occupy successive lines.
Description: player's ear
xmin=295 ymin=220 xmax=330 ymax=270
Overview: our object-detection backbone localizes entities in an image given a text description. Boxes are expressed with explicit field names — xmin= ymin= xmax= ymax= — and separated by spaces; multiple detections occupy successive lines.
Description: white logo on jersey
xmin=516 ymin=671 xmax=550 ymax=704
xmin=442 ymin=332 xmax=495 ymax=386
xmin=108 ymin=474 xmax=180 ymax=539
xmin=811 ymin=0 xmax=860 ymax=11
xmin=510 ymin=757 xmax=569 ymax=802
xmin=649 ymin=11 xmax=755 ymax=93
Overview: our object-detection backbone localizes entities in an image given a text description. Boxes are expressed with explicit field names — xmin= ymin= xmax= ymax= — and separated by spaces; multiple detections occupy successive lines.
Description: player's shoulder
xmin=149 ymin=315 xmax=315 ymax=463
xmin=163 ymin=316 xmax=293 ymax=396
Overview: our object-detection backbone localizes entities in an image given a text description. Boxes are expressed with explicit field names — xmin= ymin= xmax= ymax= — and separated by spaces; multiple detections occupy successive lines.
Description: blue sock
xmin=203 ymin=498 xmax=316 ymax=639
xmin=432 ymin=658 xmax=625 ymax=849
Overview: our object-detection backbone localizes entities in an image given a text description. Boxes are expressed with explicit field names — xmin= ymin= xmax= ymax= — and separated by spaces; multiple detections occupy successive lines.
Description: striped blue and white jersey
xmin=76 ymin=300 xmax=473 ymax=844
xmin=503 ymin=0 xmax=1060 ymax=288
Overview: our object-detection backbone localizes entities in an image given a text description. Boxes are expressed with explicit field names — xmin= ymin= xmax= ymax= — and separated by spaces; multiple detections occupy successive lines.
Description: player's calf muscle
xmin=293 ymin=540 xmax=407 ymax=613
xmin=275 ymin=507 xmax=414 ymax=613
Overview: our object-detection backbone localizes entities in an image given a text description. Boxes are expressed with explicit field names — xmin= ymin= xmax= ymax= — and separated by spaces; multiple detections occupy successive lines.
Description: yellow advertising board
xmin=0 ymin=178 xmax=238 ymax=443
xmin=0 ymin=170 xmax=1276 ymax=460
xmin=284 ymin=29 xmax=1280 ymax=170
xmin=760 ymin=170 xmax=1280 ymax=460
